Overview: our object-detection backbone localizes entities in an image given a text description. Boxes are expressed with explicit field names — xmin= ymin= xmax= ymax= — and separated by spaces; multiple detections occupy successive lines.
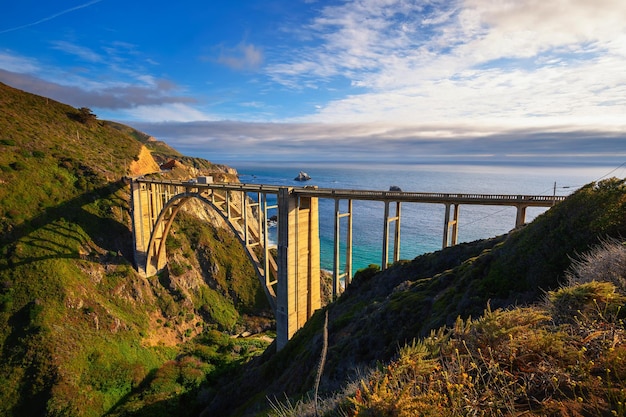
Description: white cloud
xmin=216 ymin=42 xmax=264 ymax=71
xmin=261 ymin=0 xmax=626 ymax=133
xmin=465 ymin=0 xmax=626 ymax=51
xmin=51 ymin=41 xmax=103 ymax=62
xmin=121 ymin=103 xmax=214 ymax=123
xmin=305 ymin=53 xmax=626 ymax=128
xmin=0 ymin=52 xmax=39 ymax=74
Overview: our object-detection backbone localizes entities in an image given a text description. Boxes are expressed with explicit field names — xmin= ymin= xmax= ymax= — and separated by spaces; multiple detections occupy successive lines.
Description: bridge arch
xmin=144 ymin=190 xmax=278 ymax=311
xmin=131 ymin=179 xmax=322 ymax=349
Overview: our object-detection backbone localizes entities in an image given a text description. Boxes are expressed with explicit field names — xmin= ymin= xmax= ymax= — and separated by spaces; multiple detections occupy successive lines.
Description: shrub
xmin=76 ymin=107 xmax=97 ymax=124
xmin=9 ymin=161 xmax=27 ymax=171
xmin=566 ymin=238 xmax=626 ymax=294
xmin=547 ymin=281 xmax=625 ymax=325
xmin=353 ymin=264 xmax=380 ymax=282
xmin=0 ymin=139 xmax=16 ymax=146
xmin=169 ymin=261 xmax=185 ymax=277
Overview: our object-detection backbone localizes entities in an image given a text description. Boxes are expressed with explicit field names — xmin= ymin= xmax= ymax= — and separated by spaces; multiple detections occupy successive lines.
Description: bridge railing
xmin=135 ymin=178 xmax=565 ymax=205
xmin=292 ymin=187 xmax=566 ymax=206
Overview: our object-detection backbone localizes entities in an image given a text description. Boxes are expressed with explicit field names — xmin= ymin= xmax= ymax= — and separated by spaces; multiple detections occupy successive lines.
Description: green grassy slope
xmin=204 ymin=178 xmax=626 ymax=416
xmin=0 ymin=84 xmax=141 ymax=235
xmin=0 ymin=82 xmax=271 ymax=417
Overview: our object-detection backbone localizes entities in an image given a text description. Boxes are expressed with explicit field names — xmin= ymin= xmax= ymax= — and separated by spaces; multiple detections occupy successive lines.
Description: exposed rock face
xmin=159 ymin=159 xmax=180 ymax=170
xmin=129 ymin=145 xmax=160 ymax=176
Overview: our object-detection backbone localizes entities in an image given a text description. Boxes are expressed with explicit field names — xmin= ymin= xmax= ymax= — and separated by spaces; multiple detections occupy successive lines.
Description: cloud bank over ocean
xmin=1 ymin=0 xmax=625 ymax=162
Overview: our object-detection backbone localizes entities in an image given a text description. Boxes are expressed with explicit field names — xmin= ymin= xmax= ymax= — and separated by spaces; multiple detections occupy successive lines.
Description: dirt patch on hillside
xmin=129 ymin=145 xmax=160 ymax=176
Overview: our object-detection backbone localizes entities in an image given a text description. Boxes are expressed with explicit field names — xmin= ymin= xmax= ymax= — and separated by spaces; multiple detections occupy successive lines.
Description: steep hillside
xmin=105 ymin=120 xmax=238 ymax=182
xmin=0 ymin=82 xmax=272 ymax=417
xmin=203 ymin=178 xmax=626 ymax=416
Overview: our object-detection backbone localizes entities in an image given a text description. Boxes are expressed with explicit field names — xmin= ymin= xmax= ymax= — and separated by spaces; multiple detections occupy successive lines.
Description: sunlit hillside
xmin=0 ymin=82 xmax=272 ymax=417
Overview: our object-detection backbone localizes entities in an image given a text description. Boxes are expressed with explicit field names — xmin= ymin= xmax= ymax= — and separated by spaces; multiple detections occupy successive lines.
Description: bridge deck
xmin=136 ymin=178 xmax=565 ymax=207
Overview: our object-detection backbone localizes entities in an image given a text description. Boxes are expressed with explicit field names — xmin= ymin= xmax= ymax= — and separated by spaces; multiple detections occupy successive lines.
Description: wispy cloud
xmin=0 ymin=52 xmax=39 ymax=74
xmin=51 ymin=41 xmax=103 ymax=63
xmin=0 ymin=68 xmax=197 ymax=110
xmin=121 ymin=103 xmax=213 ymax=122
xmin=216 ymin=42 xmax=264 ymax=71
xmin=0 ymin=0 xmax=105 ymax=34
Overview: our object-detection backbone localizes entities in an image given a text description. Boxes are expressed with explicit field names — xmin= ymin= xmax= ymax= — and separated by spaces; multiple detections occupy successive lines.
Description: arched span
xmin=144 ymin=191 xmax=277 ymax=311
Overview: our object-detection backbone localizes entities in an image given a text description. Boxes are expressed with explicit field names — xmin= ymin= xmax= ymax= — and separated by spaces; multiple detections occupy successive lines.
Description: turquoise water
xmin=228 ymin=161 xmax=624 ymax=272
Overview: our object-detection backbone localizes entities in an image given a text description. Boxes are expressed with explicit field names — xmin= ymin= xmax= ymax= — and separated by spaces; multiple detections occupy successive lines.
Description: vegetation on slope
xmin=0 ymin=83 xmax=141 ymax=237
xmin=0 ymin=82 xmax=271 ymax=417
xmin=279 ymin=239 xmax=626 ymax=416
xmin=203 ymin=178 xmax=626 ymax=416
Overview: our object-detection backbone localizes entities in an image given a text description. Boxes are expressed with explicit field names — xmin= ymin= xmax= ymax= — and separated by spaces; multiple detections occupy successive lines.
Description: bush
xmin=9 ymin=161 xmax=27 ymax=171
xmin=0 ymin=139 xmax=16 ymax=146
xmin=76 ymin=107 xmax=97 ymax=124
xmin=566 ymin=238 xmax=626 ymax=294
xmin=353 ymin=264 xmax=380 ymax=282
xmin=547 ymin=281 xmax=625 ymax=325
xmin=169 ymin=261 xmax=185 ymax=276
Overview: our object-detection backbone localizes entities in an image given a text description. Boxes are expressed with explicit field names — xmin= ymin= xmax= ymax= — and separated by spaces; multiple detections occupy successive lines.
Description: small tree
xmin=76 ymin=107 xmax=97 ymax=125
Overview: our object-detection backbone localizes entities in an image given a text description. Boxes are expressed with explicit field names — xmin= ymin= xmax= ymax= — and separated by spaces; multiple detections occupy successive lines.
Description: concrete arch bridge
xmin=130 ymin=178 xmax=565 ymax=349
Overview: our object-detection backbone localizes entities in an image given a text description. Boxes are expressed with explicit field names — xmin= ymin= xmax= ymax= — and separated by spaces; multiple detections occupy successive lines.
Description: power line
xmin=463 ymin=206 xmax=512 ymax=227
xmin=457 ymin=161 xmax=626 ymax=229
xmin=549 ymin=161 xmax=626 ymax=192
xmin=592 ymin=161 xmax=626 ymax=183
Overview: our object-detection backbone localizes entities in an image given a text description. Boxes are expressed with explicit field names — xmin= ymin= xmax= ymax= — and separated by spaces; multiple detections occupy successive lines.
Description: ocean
xmin=223 ymin=160 xmax=624 ymax=273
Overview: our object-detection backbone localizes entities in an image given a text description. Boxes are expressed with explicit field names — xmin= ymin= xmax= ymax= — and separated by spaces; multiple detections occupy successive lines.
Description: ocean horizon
xmin=202 ymin=158 xmax=625 ymax=273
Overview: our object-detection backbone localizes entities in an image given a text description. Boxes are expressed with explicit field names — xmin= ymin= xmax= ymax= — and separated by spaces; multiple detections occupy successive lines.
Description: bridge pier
xmin=382 ymin=201 xmax=401 ymax=270
xmin=276 ymin=188 xmax=321 ymax=350
xmin=131 ymin=180 xmax=170 ymax=276
xmin=333 ymin=199 xmax=353 ymax=299
xmin=442 ymin=203 xmax=460 ymax=248
xmin=515 ymin=204 xmax=527 ymax=228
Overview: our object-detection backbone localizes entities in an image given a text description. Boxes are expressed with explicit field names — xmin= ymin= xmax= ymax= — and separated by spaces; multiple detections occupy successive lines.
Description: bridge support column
xmin=131 ymin=180 xmax=151 ymax=276
xmin=515 ymin=205 xmax=527 ymax=228
xmin=333 ymin=199 xmax=353 ymax=299
xmin=276 ymin=188 xmax=321 ymax=350
xmin=382 ymin=201 xmax=401 ymax=270
xmin=131 ymin=180 xmax=171 ymax=277
xmin=442 ymin=203 xmax=459 ymax=249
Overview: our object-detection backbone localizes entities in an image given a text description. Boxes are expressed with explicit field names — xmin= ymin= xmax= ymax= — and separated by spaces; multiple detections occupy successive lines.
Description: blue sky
xmin=1 ymin=0 xmax=626 ymax=164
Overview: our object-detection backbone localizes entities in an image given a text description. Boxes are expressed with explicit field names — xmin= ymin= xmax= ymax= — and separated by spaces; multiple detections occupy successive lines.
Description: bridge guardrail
xmin=132 ymin=178 xmax=567 ymax=206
